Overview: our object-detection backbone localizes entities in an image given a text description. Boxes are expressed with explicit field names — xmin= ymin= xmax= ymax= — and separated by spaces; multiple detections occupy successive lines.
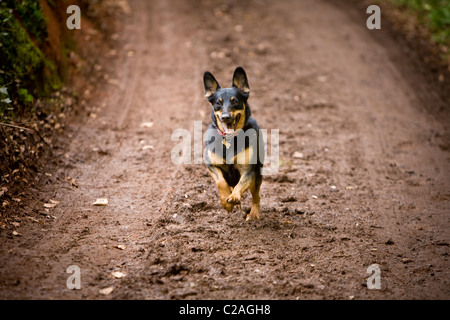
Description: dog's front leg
xmin=207 ymin=165 xmax=234 ymax=212
xmin=227 ymin=164 xmax=262 ymax=221
xmin=226 ymin=165 xmax=254 ymax=206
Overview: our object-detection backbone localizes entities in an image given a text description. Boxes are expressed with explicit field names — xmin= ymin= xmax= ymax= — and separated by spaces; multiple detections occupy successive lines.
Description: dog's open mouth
xmin=221 ymin=114 xmax=241 ymax=136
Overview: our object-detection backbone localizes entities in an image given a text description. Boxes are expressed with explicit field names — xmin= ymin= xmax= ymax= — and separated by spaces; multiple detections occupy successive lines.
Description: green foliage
xmin=18 ymin=88 xmax=34 ymax=104
xmin=0 ymin=8 xmax=44 ymax=79
xmin=0 ymin=0 xmax=61 ymax=121
xmin=390 ymin=0 xmax=450 ymax=44
xmin=3 ymin=0 xmax=48 ymax=44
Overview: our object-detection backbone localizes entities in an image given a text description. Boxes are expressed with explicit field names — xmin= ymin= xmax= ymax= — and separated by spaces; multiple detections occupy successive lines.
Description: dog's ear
xmin=232 ymin=66 xmax=250 ymax=95
xmin=203 ymin=71 xmax=220 ymax=100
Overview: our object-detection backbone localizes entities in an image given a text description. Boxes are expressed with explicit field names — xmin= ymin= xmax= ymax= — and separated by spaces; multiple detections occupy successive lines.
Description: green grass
xmin=389 ymin=0 xmax=450 ymax=44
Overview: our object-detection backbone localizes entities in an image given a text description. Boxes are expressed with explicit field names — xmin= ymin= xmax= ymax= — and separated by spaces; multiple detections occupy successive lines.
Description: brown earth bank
xmin=0 ymin=0 xmax=449 ymax=299
xmin=0 ymin=0 xmax=124 ymax=211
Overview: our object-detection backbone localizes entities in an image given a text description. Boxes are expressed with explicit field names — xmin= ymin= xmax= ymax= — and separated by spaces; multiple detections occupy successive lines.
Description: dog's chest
xmin=207 ymin=143 xmax=254 ymax=166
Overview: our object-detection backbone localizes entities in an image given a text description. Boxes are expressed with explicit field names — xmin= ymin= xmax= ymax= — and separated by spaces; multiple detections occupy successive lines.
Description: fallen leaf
xmin=111 ymin=271 xmax=126 ymax=279
xmin=44 ymin=203 xmax=57 ymax=208
xmin=292 ymin=151 xmax=304 ymax=159
xmin=49 ymin=199 xmax=60 ymax=204
xmin=92 ymin=198 xmax=108 ymax=206
xmin=12 ymin=231 xmax=22 ymax=236
xmin=113 ymin=244 xmax=126 ymax=250
xmin=27 ymin=216 xmax=42 ymax=224
xmin=140 ymin=122 xmax=153 ymax=128
xmin=99 ymin=286 xmax=114 ymax=295
xmin=142 ymin=145 xmax=154 ymax=151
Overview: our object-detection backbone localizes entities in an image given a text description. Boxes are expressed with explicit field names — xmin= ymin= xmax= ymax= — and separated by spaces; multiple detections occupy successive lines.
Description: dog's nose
xmin=221 ymin=113 xmax=232 ymax=123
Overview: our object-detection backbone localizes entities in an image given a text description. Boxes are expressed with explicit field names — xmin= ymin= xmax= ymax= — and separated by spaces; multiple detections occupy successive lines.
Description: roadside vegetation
xmin=385 ymin=0 xmax=450 ymax=62
xmin=0 ymin=0 xmax=122 ymax=217
xmin=391 ymin=0 xmax=450 ymax=44
xmin=0 ymin=0 xmax=62 ymax=122
xmin=0 ymin=0 xmax=68 ymax=196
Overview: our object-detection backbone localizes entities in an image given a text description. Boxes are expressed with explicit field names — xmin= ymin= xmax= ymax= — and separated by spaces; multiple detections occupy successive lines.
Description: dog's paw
xmin=221 ymin=201 xmax=234 ymax=213
xmin=245 ymin=209 xmax=261 ymax=221
xmin=220 ymin=196 xmax=234 ymax=212
xmin=226 ymin=194 xmax=241 ymax=205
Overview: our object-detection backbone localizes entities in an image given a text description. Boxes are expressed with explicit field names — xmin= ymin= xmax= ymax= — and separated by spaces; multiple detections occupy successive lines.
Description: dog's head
xmin=203 ymin=66 xmax=251 ymax=135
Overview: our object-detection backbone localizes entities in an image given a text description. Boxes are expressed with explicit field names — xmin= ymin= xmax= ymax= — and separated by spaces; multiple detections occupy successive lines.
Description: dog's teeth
xmin=221 ymin=121 xmax=235 ymax=135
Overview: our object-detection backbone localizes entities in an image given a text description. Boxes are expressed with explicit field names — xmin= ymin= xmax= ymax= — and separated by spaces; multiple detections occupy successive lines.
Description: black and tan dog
xmin=203 ymin=66 xmax=264 ymax=221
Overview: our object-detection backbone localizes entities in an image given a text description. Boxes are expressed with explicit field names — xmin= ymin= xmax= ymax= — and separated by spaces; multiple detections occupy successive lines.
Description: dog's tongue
xmin=222 ymin=123 xmax=234 ymax=135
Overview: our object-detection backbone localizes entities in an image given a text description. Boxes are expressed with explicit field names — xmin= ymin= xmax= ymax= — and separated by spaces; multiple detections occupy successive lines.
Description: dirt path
xmin=1 ymin=0 xmax=449 ymax=299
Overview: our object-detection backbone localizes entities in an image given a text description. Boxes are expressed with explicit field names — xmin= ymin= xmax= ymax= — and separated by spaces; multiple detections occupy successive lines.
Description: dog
xmin=203 ymin=66 xmax=263 ymax=221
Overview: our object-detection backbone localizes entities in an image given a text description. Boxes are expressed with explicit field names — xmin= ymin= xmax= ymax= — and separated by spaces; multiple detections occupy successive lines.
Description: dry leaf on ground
xmin=92 ymin=198 xmax=108 ymax=206
xmin=99 ymin=286 xmax=114 ymax=295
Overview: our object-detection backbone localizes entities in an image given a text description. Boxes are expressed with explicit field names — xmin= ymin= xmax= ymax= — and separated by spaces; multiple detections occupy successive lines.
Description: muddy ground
xmin=0 ymin=0 xmax=449 ymax=299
